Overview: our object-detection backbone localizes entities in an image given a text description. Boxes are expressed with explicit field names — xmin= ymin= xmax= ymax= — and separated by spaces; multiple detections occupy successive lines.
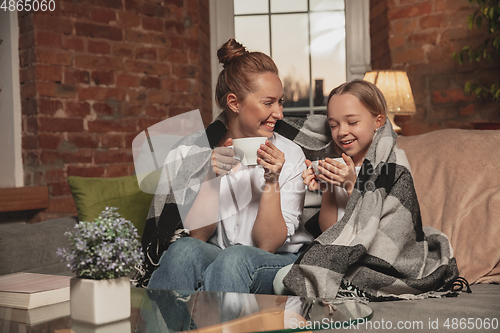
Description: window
xmin=209 ymin=0 xmax=370 ymax=117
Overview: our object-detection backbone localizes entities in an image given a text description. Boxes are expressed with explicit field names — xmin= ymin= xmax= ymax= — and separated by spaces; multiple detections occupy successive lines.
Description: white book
xmin=0 ymin=272 xmax=71 ymax=309
xmin=0 ymin=301 xmax=70 ymax=325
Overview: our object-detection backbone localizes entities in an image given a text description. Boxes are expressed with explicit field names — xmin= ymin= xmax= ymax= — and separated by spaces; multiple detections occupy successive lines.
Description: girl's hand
xmin=317 ymin=153 xmax=357 ymax=196
xmin=257 ymin=140 xmax=285 ymax=183
xmin=211 ymin=138 xmax=239 ymax=176
xmin=302 ymin=159 xmax=327 ymax=192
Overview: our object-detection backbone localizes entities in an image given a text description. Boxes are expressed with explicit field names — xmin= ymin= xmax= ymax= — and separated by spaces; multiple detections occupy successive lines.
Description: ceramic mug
xmin=311 ymin=158 xmax=346 ymax=177
xmin=232 ymin=137 xmax=267 ymax=166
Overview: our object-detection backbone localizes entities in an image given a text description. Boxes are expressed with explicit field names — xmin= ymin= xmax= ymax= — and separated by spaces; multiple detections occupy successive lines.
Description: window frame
xmin=0 ymin=11 xmax=23 ymax=187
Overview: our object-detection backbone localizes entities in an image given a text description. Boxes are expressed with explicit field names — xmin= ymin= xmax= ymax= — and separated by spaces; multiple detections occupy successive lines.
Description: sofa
xmin=367 ymin=128 xmax=500 ymax=332
xmin=1 ymin=127 xmax=499 ymax=331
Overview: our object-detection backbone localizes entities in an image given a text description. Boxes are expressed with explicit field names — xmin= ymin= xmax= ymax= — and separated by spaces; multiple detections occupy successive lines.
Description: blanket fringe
xmin=338 ymin=276 xmax=471 ymax=302
xmin=337 ymin=278 xmax=372 ymax=302
xmin=170 ymin=228 xmax=190 ymax=242
xmin=450 ymin=276 xmax=472 ymax=293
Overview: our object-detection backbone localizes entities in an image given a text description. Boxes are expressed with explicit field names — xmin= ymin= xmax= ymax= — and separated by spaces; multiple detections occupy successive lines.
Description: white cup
xmin=311 ymin=158 xmax=346 ymax=177
xmin=232 ymin=137 xmax=267 ymax=166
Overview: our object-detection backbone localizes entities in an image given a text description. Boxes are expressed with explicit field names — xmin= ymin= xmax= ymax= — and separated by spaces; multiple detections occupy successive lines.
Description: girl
xmin=141 ymin=39 xmax=313 ymax=294
xmin=302 ymin=79 xmax=385 ymax=232
xmin=281 ymin=79 xmax=459 ymax=300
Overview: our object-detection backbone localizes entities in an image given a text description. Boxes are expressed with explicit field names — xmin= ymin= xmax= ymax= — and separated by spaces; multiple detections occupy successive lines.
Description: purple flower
xmin=57 ymin=207 xmax=144 ymax=280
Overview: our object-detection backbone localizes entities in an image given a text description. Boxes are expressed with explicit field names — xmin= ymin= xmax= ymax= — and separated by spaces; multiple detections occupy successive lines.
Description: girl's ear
xmin=375 ymin=114 xmax=385 ymax=129
xmin=227 ymin=93 xmax=239 ymax=114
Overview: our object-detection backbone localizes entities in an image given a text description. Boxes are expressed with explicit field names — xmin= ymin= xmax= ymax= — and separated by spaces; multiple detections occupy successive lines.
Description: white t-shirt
xmin=208 ymin=132 xmax=313 ymax=253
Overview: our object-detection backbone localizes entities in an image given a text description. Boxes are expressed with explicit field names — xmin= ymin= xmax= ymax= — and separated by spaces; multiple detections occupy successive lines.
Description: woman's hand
xmin=211 ymin=138 xmax=239 ymax=176
xmin=302 ymin=159 xmax=327 ymax=192
xmin=253 ymin=140 xmax=288 ymax=252
xmin=257 ymin=140 xmax=285 ymax=183
xmin=317 ymin=153 xmax=357 ymax=196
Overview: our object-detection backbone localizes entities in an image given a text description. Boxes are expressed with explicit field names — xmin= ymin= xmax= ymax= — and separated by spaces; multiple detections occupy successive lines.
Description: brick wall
xmin=18 ymin=0 xmax=211 ymax=221
xmin=370 ymin=0 xmax=500 ymax=135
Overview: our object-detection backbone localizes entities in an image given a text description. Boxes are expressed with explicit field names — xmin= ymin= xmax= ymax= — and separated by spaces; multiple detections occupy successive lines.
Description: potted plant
xmin=452 ymin=0 xmax=500 ymax=102
xmin=57 ymin=207 xmax=144 ymax=325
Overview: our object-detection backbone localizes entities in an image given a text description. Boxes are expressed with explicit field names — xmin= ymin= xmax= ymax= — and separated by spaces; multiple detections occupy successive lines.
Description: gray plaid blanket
xmin=282 ymin=118 xmax=460 ymax=300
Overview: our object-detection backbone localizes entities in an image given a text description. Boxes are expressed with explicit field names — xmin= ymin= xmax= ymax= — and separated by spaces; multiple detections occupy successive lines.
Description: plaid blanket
xmin=282 ymin=118 xmax=460 ymax=300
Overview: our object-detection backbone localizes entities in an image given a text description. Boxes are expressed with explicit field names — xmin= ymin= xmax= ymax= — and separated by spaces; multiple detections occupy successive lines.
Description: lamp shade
xmin=363 ymin=70 xmax=416 ymax=115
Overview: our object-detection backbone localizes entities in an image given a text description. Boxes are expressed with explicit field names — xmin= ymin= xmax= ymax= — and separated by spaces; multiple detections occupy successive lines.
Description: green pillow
xmin=67 ymin=175 xmax=154 ymax=238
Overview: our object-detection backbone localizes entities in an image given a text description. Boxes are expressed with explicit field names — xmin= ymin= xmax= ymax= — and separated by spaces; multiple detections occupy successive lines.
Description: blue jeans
xmin=147 ymin=237 xmax=301 ymax=294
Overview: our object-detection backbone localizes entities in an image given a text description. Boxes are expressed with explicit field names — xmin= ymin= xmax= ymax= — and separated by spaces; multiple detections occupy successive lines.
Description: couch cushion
xmin=67 ymin=175 xmax=154 ymax=238
xmin=397 ymin=129 xmax=500 ymax=284
xmin=0 ymin=217 xmax=77 ymax=276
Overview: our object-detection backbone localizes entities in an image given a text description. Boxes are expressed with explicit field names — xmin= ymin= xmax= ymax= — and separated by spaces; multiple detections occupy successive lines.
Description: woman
xmin=141 ymin=39 xmax=313 ymax=294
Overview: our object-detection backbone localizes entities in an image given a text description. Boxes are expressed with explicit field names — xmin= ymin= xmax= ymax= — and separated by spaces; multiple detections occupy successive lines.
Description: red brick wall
xmin=18 ymin=0 xmax=211 ymax=221
xmin=370 ymin=0 xmax=500 ymax=135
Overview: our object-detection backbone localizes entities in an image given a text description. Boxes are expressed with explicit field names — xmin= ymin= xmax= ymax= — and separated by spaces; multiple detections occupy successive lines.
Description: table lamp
xmin=363 ymin=70 xmax=416 ymax=134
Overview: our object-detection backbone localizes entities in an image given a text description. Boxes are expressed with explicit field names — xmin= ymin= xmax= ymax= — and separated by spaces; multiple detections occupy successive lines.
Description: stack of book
xmin=0 ymin=272 xmax=71 ymax=325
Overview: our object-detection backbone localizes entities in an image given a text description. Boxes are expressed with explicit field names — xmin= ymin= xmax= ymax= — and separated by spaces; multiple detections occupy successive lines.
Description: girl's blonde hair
xmin=215 ymin=38 xmax=279 ymax=112
xmin=327 ymin=79 xmax=387 ymax=116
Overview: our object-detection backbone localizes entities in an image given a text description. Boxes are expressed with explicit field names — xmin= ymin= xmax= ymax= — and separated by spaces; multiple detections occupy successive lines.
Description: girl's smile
xmin=340 ymin=138 xmax=355 ymax=148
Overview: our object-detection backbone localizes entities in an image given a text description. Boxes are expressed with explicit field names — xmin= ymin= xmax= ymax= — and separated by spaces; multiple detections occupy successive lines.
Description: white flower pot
xmin=70 ymin=277 xmax=131 ymax=325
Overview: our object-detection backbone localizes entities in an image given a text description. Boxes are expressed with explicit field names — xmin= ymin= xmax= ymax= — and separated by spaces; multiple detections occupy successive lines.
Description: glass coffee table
xmin=0 ymin=288 xmax=372 ymax=333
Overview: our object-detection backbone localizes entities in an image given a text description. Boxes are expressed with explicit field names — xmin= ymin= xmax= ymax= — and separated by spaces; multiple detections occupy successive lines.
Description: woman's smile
xmin=261 ymin=120 xmax=276 ymax=131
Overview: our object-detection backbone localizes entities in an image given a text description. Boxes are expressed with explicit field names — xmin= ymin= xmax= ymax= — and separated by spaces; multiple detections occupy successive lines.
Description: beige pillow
xmin=397 ymin=129 xmax=500 ymax=284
